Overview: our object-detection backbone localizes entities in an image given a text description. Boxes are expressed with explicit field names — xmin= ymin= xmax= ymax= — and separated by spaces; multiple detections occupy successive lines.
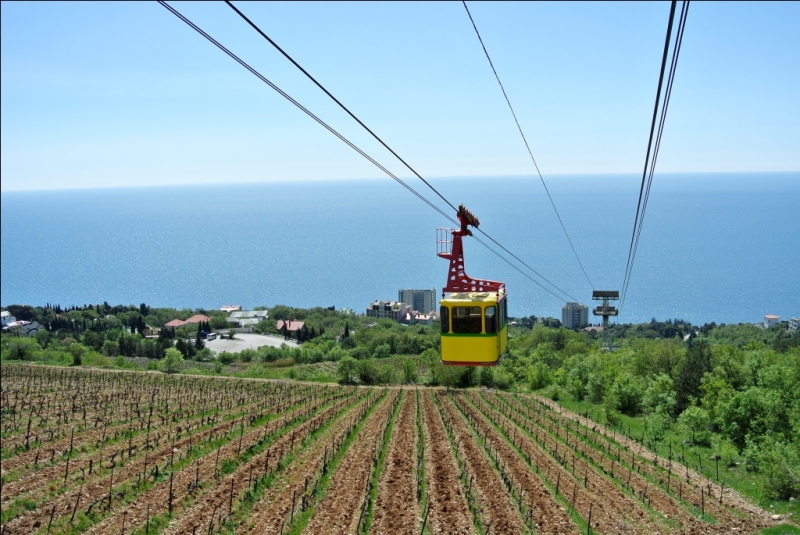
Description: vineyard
xmin=0 ymin=365 xmax=777 ymax=534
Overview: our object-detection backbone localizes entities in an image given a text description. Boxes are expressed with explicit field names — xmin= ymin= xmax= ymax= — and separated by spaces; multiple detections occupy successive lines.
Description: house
xmin=366 ymin=300 xmax=411 ymax=323
xmin=789 ymin=317 xmax=799 ymax=333
xmin=2 ymin=319 xmax=41 ymax=336
xmin=164 ymin=314 xmax=211 ymax=329
xmin=276 ymin=319 xmax=307 ymax=339
xmin=226 ymin=310 xmax=269 ymax=327
xmin=1 ymin=310 xmax=15 ymax=327
xmin=276 ymin=319 xmax=305 ymax=332
xmin=764 ymin=315 xmax=780 ymax=329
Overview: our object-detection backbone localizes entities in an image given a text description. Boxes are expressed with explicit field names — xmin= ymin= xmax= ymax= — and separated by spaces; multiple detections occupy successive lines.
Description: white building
xmin=764 ymin=315 xmax=780 ymax=329
xmin=367 ymin=300 xmax=411 ymax=323
xmin=789 ymin=317 xmax=799 ymax=333
xmin=226 ymin=310 xmax=269 ymax=327
xmin=398 ymin=288 xmax=437 ymax=314
xmin=562 ymin=302 xmax=589 ymax=330
xmin=1 ymin=310 xmax=15 ymax=328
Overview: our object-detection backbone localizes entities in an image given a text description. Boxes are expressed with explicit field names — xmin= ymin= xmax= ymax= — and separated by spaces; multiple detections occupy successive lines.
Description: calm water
xmin=2 ymin=173 xmax=798 ymax=325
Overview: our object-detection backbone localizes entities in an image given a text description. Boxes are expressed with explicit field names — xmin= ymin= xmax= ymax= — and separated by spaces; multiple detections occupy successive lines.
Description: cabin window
xmin=485 ymin=306 xmax=497 ymax=333
xmin=452 ymin=307 xmax=482 ymax=334
xmin=440 ymin=306 xmax=449 ymax=333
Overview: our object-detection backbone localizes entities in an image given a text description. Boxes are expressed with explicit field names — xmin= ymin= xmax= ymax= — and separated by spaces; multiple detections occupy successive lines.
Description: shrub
xmin=217 ymin=352 xmax=235 ymax=365
xmin=528 ymin=362 xmax=552 ymax=390
xmin=677 ymin=405 xmax=711 ymax=446
xmin=402 ymin=359 xmax=418 ymax=384
xmin=337 ymin=356 xmax=358 ymax=385
xmin=760 ymin=441 xmax=800 ymax=500
xmin=161 ymin=347 xmax=184 ymax=374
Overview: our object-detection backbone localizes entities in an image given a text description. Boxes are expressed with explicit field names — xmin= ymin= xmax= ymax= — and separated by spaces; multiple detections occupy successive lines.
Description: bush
xmin=607 ymin=376 xmax=643 ymax=416
xmin=161 ymin=347 xmax=184 ymax=374
xmin=70 ymin=342 xmax=88 ymax=366
xmin=760 ymin=441 xmax=800 ymax=500
xmin=357 ymin=359 xmax=380 ymax=384
xmin=677 ymin=405 xmax=711 ymax=446
xmin=528 ymin=362 xmax=552 ymax=390
xmin=493 ymin=369 xmax=513 ymax=390
xmin=402 ymin=359 xmax=418 ymax=384
xmin=337 ymin=356 xmax=358 ymax=384
xmin=217 ymin=352 xmax=235 ymax=365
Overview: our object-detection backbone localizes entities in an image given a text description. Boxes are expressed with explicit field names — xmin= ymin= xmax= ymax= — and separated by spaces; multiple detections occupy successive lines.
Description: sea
xmin=1 ymin=173 xmax=798 ymax=325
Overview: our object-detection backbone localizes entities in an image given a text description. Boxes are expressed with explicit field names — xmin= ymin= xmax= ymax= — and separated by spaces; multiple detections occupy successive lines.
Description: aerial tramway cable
xmin=158 ymin=1 xmax=580 ymax=304
xmin=620 ymin=0 xmax=689 ymax=310
xmin=461 ymin=0 xmax=595 ymax=292
xmin=219 ymin=1 xmax=582 ymax=303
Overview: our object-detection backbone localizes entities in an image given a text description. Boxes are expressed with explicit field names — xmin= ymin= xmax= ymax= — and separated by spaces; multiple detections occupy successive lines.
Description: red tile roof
xmin=276 ymin=320 xmax=305 ymax=332
xmin=185 ymin=314 xmax=211 ymax=324
xmin=165 ymin=319 xmax=186 ymax=328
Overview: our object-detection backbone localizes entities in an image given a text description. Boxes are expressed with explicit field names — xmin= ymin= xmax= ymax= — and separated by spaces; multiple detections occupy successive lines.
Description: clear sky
xmin=1 ymin=1 xmax=798 ymax=191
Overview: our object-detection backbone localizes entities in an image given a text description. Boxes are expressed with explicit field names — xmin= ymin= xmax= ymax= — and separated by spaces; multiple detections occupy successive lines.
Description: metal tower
xmin=592 ymin=290 xmax=619 ymax=327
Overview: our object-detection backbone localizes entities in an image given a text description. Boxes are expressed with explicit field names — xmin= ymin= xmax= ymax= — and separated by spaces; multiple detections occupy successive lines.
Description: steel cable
xmin=158 ymin=1 xmax=579 ymax=304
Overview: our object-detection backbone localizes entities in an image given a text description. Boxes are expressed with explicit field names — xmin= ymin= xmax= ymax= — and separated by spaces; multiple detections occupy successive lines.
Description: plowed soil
xmin=371 ymin=389 xmax=419 ymax=535
xmin=302 ymin=391 xmax=400 ymax=534
xmin=421 ymin=391 xmax=475 ymax=535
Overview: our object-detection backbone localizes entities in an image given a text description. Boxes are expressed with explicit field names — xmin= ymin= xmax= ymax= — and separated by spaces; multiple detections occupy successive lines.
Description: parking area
xmin=204 ymin=333 xmax=298 ymax=354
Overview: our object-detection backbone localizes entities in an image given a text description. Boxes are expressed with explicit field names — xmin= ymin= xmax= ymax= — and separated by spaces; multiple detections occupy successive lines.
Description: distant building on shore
xmin=562 ymin=302 xmax=589 ymax=330
xmin=164 ymin=314 xmax=211 ymax=329
xmin=367 ymin=300 xmax=411 ymax=323
xmin=226 ymin=310 xmax=269 ymax=327
xmin=789 ymin=317 xmax=799 ymax=333
xmin=398 ymin=289 xmax=436 ymax=314
xmin=764 ymin=314 xmax=780 ymax=329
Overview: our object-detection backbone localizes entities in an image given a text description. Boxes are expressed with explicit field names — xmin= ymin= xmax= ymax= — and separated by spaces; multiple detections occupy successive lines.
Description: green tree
xmin=337 ymin=356 xmax=358 ymax=384
xmin=675 ymin=340 xmax=712 ymax=414
xmin=402 ymin=359 xmax=418 ymax=384
xmin=195 ymin=325 xmax=205 ymax=350
xmin=161 ymin=347 xmax=184 ymax=374
xmin=69 ymin=342 xmax=88 ymax=366
xmin=677 ymin=405 xmax=711 ymax=445
xmin=2 ymin=337 xmax=39 ymax=361
xmin=102 ymin=340 xmax=120 ymax=357
xmin=527 ymin=362 xmax=551 ymax=390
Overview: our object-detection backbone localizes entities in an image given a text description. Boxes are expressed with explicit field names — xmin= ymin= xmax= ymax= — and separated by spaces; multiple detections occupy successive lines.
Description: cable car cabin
xmin=437 ymin=204 xmax=508 ymax=366
xmin=440 ymin=290 xmax=508 ymax=366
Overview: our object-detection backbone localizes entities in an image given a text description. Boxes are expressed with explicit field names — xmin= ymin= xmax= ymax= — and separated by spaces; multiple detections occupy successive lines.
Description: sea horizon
xmin=2 ymin=172 xmax=798 ymax=325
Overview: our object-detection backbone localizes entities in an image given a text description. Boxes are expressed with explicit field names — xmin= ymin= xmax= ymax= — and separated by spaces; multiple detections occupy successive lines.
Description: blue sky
xmin=1 ymin=1 xmax=798 ymax=191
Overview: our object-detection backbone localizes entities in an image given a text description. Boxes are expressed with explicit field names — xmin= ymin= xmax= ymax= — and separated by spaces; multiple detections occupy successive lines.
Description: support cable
xmin=221 ymin=1 xmax=581 ymax=302
xmin=620 ymin=1 xmax=689 ymax=308
xmin=626 ymin=1 xmax=689 ymax=305
xmin=158 ymin=1 xmax=578 ymax=304
xmin=224 ymin=0 xmax=457 ymax=215
xmin=462 ymin=0 xmax=595 ymax=292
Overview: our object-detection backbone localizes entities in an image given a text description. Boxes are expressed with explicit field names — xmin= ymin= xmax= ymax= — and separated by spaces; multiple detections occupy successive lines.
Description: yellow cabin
xmin=439 ymin=289 xmax=508 ymax=366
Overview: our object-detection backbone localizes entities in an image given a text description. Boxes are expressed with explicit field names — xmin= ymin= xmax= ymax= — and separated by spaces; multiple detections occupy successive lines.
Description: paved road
xmin=204 ymin=333 xmax=298 ymax=354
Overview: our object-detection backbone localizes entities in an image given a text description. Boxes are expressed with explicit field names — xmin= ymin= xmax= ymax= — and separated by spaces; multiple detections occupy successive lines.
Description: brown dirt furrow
xmin=478 ymin=392 xmax=661 ymax=535
xmin=371 ymin=389 xmax=418 ymax=535
xmin=2 ymin=394 xmax=324 ymax=535
xmin=508 ymin=394 xmax=769 ymax=533
xmin=242 ymin=391 xmax=380 ymax=535
xmin=301 ymin=390 xmax=399 ymax=535
xmin=421 ymin=390 xmax=474 ymax=535
xmin=455 ymin=393 xmax=579 ymax=535
xmin=93 ymin=392 xmax=347 ymax=535
xmin=437 ymin=392 xmax=526 ymax=535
